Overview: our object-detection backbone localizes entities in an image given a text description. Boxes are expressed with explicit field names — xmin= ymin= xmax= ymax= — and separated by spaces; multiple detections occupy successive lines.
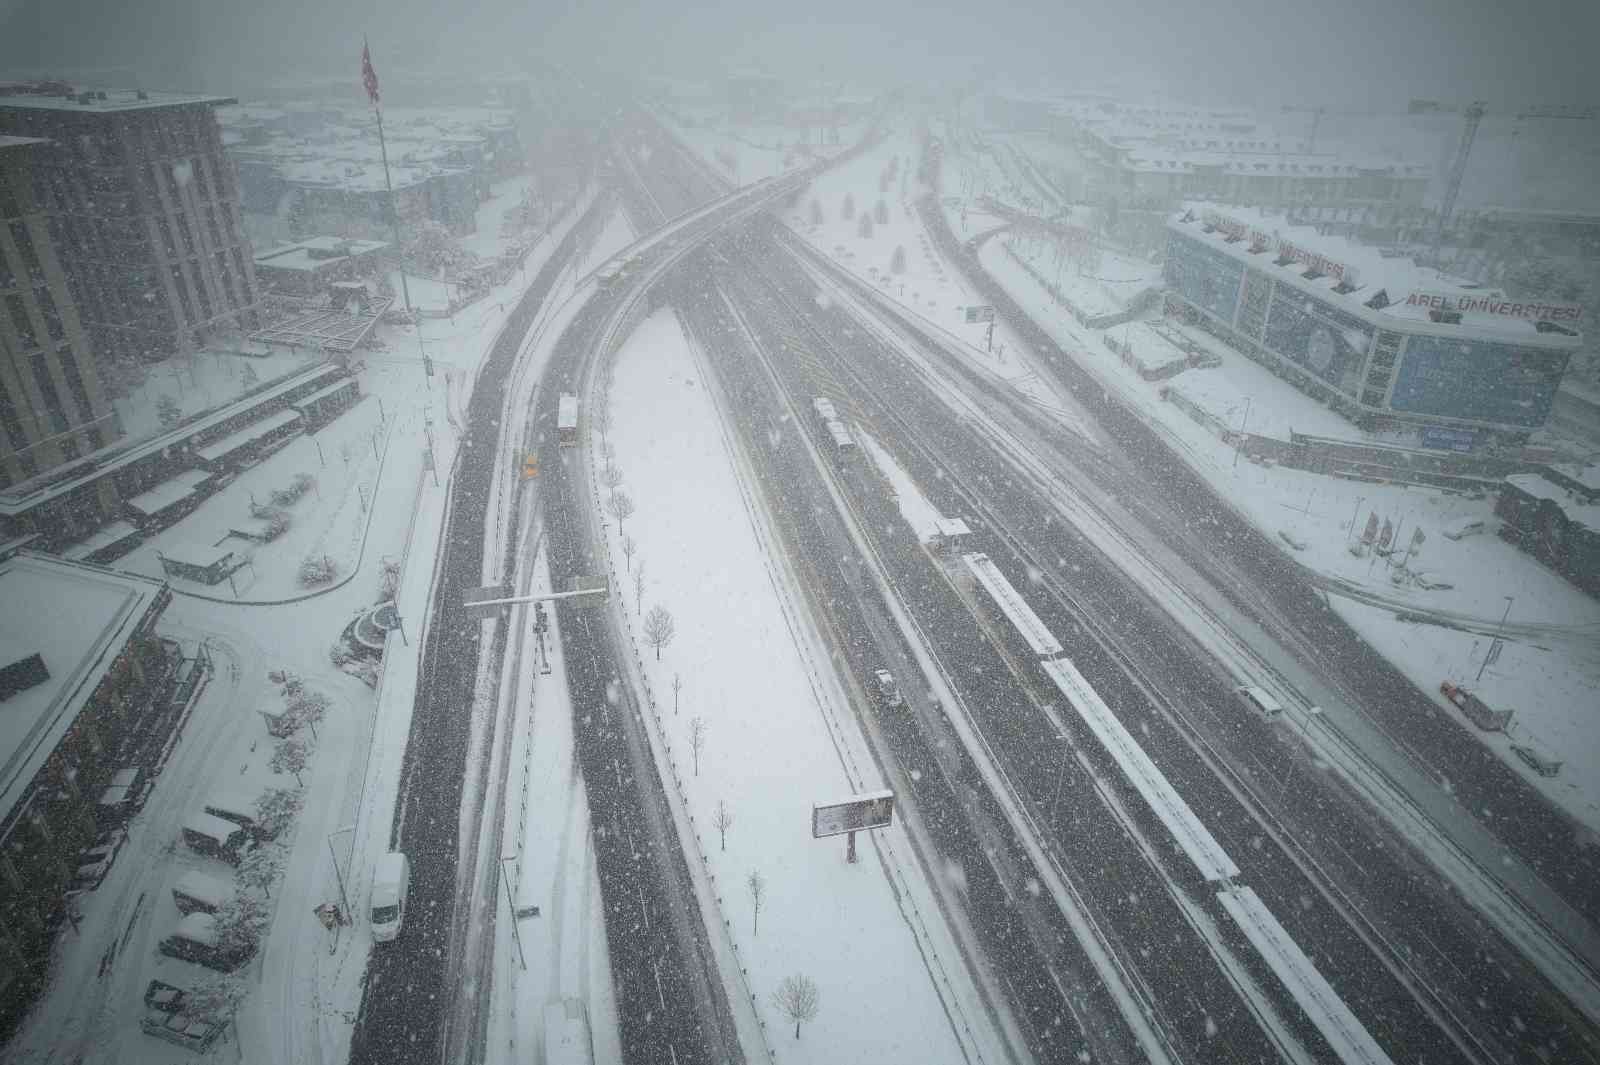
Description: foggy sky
xmin=3 ymin=0 xmax=1597 ymax=110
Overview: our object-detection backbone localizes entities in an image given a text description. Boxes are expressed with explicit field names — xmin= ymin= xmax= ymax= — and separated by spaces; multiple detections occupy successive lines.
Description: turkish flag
xmin=361 ymin=40 xmax=381 ymax=107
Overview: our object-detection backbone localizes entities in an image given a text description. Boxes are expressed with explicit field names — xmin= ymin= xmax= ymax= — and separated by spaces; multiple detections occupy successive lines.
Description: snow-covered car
xmin=1441 ymin=517 xmax=1486 ymax=541
xmin=140 ymin=981 xmax=225 ymax=1051
xmin=872 ymin=669 xmax=903 ymax=707
xmin=69 ymin=828 xmax=127 ymax=891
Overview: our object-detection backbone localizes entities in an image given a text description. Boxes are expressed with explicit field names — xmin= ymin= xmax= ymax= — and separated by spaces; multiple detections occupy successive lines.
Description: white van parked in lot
xmin=370 ymin=852 xmax=410 ymax=942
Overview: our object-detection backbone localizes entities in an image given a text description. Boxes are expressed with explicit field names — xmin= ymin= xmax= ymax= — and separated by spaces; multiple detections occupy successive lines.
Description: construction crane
xmin=1427 ymin=100 xmax=1487 ymax=269
xmin=1427 ymin=102 xmax=1596 ymax=268
xmin=1279 ymin=105 xmax=1327 ymax=154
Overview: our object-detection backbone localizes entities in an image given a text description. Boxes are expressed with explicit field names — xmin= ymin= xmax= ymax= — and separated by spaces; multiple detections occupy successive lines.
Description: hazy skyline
xmin=3 ymin=0 xmax=1598 ymax=111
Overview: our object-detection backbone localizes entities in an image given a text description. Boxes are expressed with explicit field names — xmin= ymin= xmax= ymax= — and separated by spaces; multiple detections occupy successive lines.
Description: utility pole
xmin=500 ymin=856 xmax=527 ymax=971
xmin=364 ymin=37 xmax=431 ymax=384
xmin=1232 ymin=396 xmax=1252 ymax=469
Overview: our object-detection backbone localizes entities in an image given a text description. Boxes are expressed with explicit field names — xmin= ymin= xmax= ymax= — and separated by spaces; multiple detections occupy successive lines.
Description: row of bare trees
xmin=595 ymin=362 xmax=821 ymax=1041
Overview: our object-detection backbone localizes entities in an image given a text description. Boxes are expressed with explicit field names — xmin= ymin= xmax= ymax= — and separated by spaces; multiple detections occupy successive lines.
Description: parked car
xmin=204 ymin=794 xmax=274 ymax=841
xmin=95 ymin=767 xmax=151 ymax=827
xmin=157 ymin=913 xmax=253 ymax=972
xmin=1441 ymin=517 xmax=1486 ymax=541
xmin=370 ymin=852 xmax=410 ymax=942
xmin=171 ymin=870 xmax=234 ymax=916
xmin=140 ymin=981 xmax=225 ymax=1051
xmin=180 ymin=812 xmax=252 ymax=865
xmin=69 ymin=828 xmax=127 ymax=891
xmin=872 ymin=669 xmax=903 ymax=707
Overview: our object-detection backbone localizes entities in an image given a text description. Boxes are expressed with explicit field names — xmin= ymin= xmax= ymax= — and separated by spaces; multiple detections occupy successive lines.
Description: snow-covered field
xmin=594 ymin=307 xmax=999 ymax=1063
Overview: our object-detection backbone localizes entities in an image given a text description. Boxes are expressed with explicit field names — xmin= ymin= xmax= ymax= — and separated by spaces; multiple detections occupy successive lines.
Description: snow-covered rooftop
xmin=255 ymin=236 xmax=389 ymax=273
xmin=279 ymin=157 xmax=457 ymax=193
xmin=0 ymin=362 xmax=342 ymax=516
xmin=1506 ymin=471 xmax=1600 ymax=533
xmin=1125 ymin=149 xmax=1426 ymax=178
xmin=1 ymin=554 xmax=167 ymax=826
xmin=0 ymin=87 xmax=236 ymax=114
xmin=1170 ymin=205 xmax=1584 ymax=346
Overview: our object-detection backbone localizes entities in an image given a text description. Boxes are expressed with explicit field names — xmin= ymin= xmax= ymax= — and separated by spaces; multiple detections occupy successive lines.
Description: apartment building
xmin=0 ymin=86 xmax=263 ymax=364
xmin=0 ymin=136 xmax=119 ymax=489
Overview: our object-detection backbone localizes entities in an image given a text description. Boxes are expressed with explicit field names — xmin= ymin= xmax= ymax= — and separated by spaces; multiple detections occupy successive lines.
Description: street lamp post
xmin=327 ymin=825 xmax=354 ymax=924
xmin=1476 ymin=595 xmax=1515 ymax=684
xmin=1232 ymin=396 xmax=1252 ymax=469
xmin=500 ymin=855 xmax=527 ymax=971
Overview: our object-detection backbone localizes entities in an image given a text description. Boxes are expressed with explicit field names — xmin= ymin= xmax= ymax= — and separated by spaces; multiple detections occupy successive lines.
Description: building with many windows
xmin=0 ymin=135 xmax=119 ymax=489
xmin=0 ymin=86 xmax=263 ymax=364
xmin=1163 ymin=205 xmax=1581 ymax=442
xmin=1050 ymin=98 xmax=1430 ymax=220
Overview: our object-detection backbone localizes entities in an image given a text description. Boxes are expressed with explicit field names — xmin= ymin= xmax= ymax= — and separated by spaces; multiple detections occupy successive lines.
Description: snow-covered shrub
xmin=299 ymin=553 xmax=337 ymax=587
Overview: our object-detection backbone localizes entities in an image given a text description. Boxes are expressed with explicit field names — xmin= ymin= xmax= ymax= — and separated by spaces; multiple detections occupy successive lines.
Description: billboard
xmin=1419 ymin=425 xmax=1479 ymax=453
xmin=1165 ymin=233 xmax=1244 ymax=324
xmin=1390 ymin=335 xmax=1569 ymax=427
xmin=812 ymin=790 xmax=895 ymax=838
xmin=1260 ymin=288 xmax=1372 ymax=397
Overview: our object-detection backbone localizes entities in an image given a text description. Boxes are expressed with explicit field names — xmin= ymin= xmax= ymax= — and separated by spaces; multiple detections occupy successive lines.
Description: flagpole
xmin=365 ymin=36 xmax=430 ymax=382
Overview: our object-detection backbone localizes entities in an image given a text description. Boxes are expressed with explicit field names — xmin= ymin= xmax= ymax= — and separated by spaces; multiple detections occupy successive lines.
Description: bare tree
xmin=182 ymin=975 xmax=246 ymax=1022
xmin=621 ymin=533 xmax=637 ymax=571
xmin=236 ymin=841 xmax=286 ymax=899
xmin=213 ymin=893 xmax=269 ymax=959
xmin=772 ymin=973 xmax=820 ymax=1039
xmin=270 ymin=736 xmax=309 ymax=787
xmin=643 ymin=604 xmax=675 ymax=660
xmin=633 ymin=562 xmax=646 ymax=616
xmin=608 ymin=489 xmax=634 ymax=531
xmin=602 ymin=461 xmax=624 ymax=492
xmin=688 ymin=716 xmax=708 ymax=776
xmin=285 ymin=688 xmax=329 ymax=740
xmin=712 ymin=800 xmax=735 ymax=852
xmin=747 ymin=868 xmax=765 ymax=933
xmin=672 ymin=672 xmax=682 ymax=716
xmin=252 ymin=786 xmax=303 ymax=841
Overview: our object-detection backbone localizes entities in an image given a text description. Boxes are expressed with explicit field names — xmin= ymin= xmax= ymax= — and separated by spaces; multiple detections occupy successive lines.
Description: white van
xmin=370 ymin=852 xmax=410 ymax=942
xmin=1235 ymin=685 xmax=1285 ymax=719
xmin=172 ymin=870 xmax=233 ymax=915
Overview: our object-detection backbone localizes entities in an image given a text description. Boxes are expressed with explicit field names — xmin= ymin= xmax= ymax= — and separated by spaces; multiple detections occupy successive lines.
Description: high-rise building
xmin=0 ymin=86 xmax=262 ymax=366
xmin=0 ymin=135 xmax=118 ymax=489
